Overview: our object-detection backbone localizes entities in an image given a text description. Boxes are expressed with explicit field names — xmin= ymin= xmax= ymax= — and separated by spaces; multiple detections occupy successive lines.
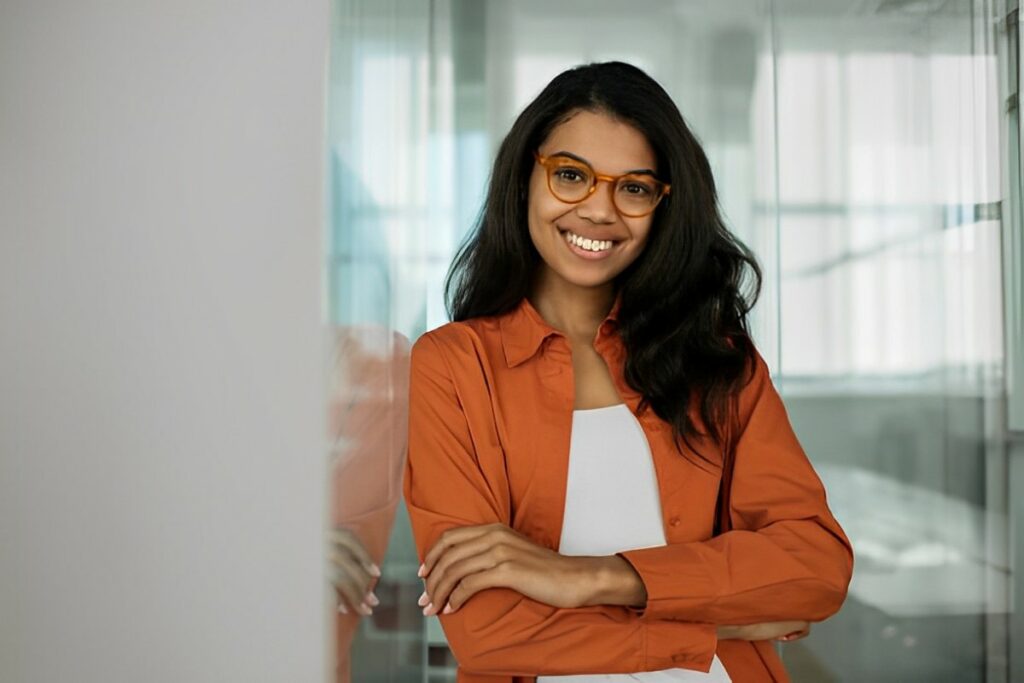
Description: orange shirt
xmin=402 ymin=293 xmax=853 ymax=682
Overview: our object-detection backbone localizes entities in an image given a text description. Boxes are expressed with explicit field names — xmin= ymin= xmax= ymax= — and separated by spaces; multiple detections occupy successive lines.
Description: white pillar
xmin=0 ymin=2 xmax=329 ymax=681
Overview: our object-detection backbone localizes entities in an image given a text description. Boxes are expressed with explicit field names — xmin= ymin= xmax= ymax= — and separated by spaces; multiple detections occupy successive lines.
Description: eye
xmin=620 ymin=180 xmax=653 ymax=196
xmin=553 ymin=167 xmax=588 ymax=184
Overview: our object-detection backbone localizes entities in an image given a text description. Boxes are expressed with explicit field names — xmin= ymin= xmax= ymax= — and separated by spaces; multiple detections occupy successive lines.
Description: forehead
xmin=539 ymin=109 xmax=657 ymax=173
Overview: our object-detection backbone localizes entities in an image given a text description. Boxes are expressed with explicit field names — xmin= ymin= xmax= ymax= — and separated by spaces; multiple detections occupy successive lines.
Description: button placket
xmin=545 ymin=335 xmax=576 ymax=553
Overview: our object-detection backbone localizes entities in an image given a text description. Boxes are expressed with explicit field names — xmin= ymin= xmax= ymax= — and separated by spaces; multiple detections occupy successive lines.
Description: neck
xmin=528 ymin=268 xmax=616 ymax=341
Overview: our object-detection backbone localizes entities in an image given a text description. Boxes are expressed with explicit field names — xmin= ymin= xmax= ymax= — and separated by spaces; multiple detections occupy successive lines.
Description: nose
xmin=575 ymin=179 xmax=617 ymax=223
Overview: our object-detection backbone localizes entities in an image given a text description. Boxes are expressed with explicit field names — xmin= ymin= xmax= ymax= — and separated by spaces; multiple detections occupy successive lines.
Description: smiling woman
xmin=402 ymin=61 xmax=853 ymax=682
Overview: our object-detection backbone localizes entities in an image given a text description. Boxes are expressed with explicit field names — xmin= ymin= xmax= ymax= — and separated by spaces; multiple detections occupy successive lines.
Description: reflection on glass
xmin=326 ymin=1 xmax=439 ymax=680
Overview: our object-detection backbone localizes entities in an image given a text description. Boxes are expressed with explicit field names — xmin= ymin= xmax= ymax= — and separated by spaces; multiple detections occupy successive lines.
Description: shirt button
xmin=669 ymin=517 xmax=681 ymax=527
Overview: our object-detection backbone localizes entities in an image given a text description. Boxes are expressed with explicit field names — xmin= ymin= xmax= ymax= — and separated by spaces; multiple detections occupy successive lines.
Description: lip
xmin=558 ymin=228 xmax=620 ymax=261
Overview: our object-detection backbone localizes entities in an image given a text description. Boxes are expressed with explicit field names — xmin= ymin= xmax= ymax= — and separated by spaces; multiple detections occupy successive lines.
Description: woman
xmin=402 ymin=61 xmax=853 ymax=682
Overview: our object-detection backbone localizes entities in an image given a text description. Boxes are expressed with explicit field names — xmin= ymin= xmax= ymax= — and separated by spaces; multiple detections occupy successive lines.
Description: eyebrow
xmin=550 ymin=150 xmax=657 ymax=177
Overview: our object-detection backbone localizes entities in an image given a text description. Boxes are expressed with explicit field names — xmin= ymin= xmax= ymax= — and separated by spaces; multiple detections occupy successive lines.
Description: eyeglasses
xmin=533 ymin=150 xmax=671 ymax=218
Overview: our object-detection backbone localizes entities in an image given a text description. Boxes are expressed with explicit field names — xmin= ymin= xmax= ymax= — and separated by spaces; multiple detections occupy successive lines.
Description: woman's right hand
xmin=717 ymin=621 xmax=810 ymax=642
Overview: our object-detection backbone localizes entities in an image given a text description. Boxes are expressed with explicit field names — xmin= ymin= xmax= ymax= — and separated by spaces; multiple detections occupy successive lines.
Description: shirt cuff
xmin=616 ymin=545 xmax=719 ymax=622
xmin=642 ymin=619 xmax=718 ymax=672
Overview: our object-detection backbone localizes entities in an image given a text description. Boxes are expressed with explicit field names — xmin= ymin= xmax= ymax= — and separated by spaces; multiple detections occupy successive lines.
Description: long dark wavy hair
xmin=443 ymin=60 xmax=762 ymax=474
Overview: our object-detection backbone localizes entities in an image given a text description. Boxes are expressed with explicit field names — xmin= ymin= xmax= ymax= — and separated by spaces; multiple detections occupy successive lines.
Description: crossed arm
xmin=415 ymin=522 xmax=812 ymax=641
xmin=403 ymin=331 xmax=852 ymax=676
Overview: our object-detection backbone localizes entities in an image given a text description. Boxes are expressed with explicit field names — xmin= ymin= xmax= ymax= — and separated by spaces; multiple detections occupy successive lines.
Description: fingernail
xmin=417 ymin=563 xmax=425 ymax=578
xmin=422 ymin=602 xmax=433 ymax=616
xmin=359 ymin=602 xmax=373 ymax=616
xmin=337 ymin=603 xmax=348 ymax=614
xmin=365 ymin=592 xmax=380 ymax=606
xmin=368 ymin=563 xmax=381 ymax=577
xmin=443 ymin=602 xmax=454 ymax=614
xmin=417 ymin=590 xmax=429 ymax=607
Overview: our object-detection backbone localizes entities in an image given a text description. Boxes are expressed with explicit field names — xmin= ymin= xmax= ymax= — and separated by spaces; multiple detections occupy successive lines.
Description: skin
xmin=418 ymin=109 xmax=810 ymax=644
xmin=329 ymin=527 xmax=380 ymax=615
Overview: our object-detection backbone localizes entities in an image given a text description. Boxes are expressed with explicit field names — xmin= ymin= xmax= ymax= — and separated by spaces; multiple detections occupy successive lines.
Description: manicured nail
xmin=417 ymin=563 xmax=426 ymax=578
xmin=417 ymin=590 xmax=429 ymax=607
xmin=367 ymin=563 xmax=381 ymax=577
xmin=365 ymin=592 xmax=379 ymax=606
xmin=358 ymin=602 xmax=373 ymax=616
xmin=422 ymin=602 xmax=433 ymax=616
xmin=337 ymin=603 xmax=348 ymax=614
xmin=443 ymin=602 xmax=454 ymax=614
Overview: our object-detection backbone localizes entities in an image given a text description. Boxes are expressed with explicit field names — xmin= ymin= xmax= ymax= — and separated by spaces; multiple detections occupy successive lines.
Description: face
xmin=527 ymin=109 xmax=659 ymax=292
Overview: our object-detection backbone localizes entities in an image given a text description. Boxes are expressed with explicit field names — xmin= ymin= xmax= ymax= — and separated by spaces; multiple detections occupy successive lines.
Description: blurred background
xmin=327 ymin=0 xmax=1024 ymax=681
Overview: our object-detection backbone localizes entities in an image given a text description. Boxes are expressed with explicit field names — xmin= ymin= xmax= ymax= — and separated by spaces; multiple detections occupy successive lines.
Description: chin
xmin=550 ymin=266 xmax=619 ymax=290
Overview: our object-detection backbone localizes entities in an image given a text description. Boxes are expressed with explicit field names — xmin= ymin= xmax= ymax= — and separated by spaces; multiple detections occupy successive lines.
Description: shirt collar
xmin=499 ymin=291 xmax=623 ymax=368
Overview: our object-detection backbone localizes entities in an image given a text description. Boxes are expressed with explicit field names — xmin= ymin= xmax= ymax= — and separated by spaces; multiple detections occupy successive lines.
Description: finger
xmin=330 ymin=547 xmax=374 ymax=593
xmin=424 ymin=532 xmax=507 ymax=609
xmin=727 ymin=620 xmax=804 ymax=641
xmin=763 ymin=621 xmax=807 ymax=639
xmin=780 ymin=627 xmax=811 ymax=642
xmin=329 ymin=564 xmax=371 ymax=615
xmin=422 ymin=524 xmax=497 ymax=578
xmin=446 ymin=563 xmax=509 ymax=612
xmin=777 ymin=627 xmax=810 ymax=641
xmin=426 ymin=549 xmax=507 ymax=616
xmin=329 ymin=549 xmax=378 ymax=611
xmin=422 ymin=523 xmax=522 ymax=577
xmin=783 ymin=622 xmax=810 ymax=638
xmin=329 ymin=529 xmax=380 ymax=577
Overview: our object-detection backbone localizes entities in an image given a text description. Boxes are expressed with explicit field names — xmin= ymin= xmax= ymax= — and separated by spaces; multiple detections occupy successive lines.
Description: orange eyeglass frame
xmin=533 ymin=150 xmax=672 ymax=217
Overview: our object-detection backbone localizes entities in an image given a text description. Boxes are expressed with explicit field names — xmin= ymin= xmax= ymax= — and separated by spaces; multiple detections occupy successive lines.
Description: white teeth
xmin=563 ymin=230 xmax=613 ymax=252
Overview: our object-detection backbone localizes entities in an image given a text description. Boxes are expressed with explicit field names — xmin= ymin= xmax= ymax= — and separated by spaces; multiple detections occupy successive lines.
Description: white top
xmin=537 ymin=403 xmax=731 ymax=683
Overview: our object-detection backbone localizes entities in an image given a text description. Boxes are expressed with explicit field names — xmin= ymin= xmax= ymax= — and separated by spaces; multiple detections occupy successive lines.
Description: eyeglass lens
xmin=546 ymin=156 xmax=662 ymax=216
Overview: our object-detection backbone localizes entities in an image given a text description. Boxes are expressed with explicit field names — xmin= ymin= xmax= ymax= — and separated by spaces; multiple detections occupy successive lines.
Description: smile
xmin=560 ymin=228 xmax=617 ymax=253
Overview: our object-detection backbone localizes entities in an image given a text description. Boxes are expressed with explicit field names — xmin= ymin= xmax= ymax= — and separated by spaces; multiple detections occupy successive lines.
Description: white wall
xmin=0 ymin=2 xmax=329 ymax=681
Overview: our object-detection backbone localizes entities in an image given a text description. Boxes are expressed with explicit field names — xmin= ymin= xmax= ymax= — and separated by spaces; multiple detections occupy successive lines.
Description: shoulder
xmin=412 ymin=319 xmax=488 ymax=357
xmin=725 ymin=333 xmax=770 ymax=383
xmin=731 ymin=340 xmax=784 ymax=429
xmin=411 ymin=317 xmax=503 ymax=377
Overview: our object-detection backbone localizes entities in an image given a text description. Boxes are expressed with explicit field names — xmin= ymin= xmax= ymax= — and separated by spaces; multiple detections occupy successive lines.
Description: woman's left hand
xmin=418 ymin=523 xmax=593 ymax=616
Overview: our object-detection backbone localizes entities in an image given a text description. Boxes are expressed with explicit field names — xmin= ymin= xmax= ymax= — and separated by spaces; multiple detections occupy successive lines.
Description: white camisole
xmin=536 ymin=403 xmax=731 ymax=683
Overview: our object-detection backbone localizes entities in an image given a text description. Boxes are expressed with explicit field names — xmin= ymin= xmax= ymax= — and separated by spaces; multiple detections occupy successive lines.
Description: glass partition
xmin=771 ymin=2 xmax=1009 ymax=680
xmin=326 ymin=1 xmax=1014 ymax=680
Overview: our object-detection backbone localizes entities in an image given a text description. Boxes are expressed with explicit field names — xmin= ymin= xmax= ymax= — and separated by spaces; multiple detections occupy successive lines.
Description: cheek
xmin=528 ymin=189 xmax=567 ymax=229
xmin=526 ymin=194 xmax=551 ymax=247
xmin=627 ymin=219 xmax=655 ymax=248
